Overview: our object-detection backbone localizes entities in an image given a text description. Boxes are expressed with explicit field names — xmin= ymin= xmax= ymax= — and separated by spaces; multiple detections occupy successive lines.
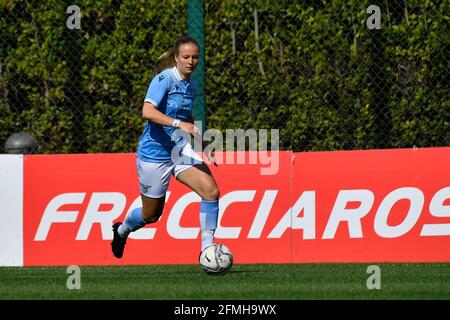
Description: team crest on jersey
xmin=140 ymin=183 xmax=152 ymax=193
xmin=159 ymin=75 xmax=165 ymax=82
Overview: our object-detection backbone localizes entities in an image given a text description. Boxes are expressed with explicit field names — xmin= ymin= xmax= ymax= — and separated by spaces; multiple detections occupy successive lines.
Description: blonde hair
xmin=155 ymin=34 xmax=200 ymax=73
xmin=155 ymin=48 xmax=177 ymax=73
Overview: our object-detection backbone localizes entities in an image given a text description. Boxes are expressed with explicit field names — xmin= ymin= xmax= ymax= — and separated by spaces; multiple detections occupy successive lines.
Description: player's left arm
xmin=192 ymin=115 xmax=217 ymax=167
xmin=189 ymin=87 xmax=217 ymax=166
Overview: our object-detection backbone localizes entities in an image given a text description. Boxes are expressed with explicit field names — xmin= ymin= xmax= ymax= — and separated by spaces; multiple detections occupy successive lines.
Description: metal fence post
xmin=187 ymin=0 xmax=206 ymax=132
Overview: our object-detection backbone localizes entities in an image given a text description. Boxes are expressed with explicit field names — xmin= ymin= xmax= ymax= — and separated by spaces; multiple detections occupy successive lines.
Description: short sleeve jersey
xmin=137 ymin=66 xmax=196 ymax=162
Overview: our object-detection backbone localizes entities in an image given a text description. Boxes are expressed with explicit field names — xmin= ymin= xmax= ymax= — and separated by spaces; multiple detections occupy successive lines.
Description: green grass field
xmin=0 ymin=263 xmax=449 ymax=300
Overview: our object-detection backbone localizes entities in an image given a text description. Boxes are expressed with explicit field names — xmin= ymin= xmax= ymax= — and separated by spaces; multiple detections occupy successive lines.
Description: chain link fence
xmin=1 ymin=0 xmax=448 ymax=154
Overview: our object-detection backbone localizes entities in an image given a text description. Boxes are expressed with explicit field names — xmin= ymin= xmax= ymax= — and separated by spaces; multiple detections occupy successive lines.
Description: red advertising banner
xmin=291 ymin=147 xmax=450 ymax=262
xmin=23 ymin=152 xmax=292 ymax=266
xmin=23 ymin=148 xmax=450 ymax=266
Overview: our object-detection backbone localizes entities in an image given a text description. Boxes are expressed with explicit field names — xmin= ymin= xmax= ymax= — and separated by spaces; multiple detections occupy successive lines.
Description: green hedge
xmin=0 ymin=0 xmax=448 ymax=153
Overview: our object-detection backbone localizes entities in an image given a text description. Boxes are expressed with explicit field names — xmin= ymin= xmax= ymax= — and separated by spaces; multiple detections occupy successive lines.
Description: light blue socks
xmin=118 ymin=207 xmax=146 ymax=238
xmin=117 ymin=200 xmax=219 ymax=249
xmin=200 ymin=199 xmax=219 ymax=251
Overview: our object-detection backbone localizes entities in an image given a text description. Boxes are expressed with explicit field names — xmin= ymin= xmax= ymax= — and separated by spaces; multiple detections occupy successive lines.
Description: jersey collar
xmin=171 ymin=66 xmax=190 ymax=86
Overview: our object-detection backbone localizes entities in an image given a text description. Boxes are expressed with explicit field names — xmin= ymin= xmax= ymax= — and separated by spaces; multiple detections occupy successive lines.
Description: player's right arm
xmin=142 ymin=74 xmax=199 ymax=135
xmin=142 ymin=102 xmax=199 ymax=135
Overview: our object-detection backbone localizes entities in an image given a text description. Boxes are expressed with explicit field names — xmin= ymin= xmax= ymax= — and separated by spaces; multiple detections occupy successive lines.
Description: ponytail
xmin=155 ymin=47 xmax=177 ymax=73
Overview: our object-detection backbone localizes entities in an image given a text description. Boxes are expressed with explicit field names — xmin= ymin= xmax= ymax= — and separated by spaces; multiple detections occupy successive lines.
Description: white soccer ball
xmin=199 ymin=243 xmax=233 ymax=275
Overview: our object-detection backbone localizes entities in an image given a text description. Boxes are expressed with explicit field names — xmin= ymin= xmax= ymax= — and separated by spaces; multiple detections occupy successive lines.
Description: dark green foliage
xmin=0 ymin=0 xmax=448 ymax=153
xmin=205 ymin=0 xmax=449 ymax=151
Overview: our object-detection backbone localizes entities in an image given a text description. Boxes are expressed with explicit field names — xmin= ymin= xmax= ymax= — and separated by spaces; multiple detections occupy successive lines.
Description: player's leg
xmin=175 ymin=162 xmax=220 ymax=251
xmin=112 ymin=195 xmax=165 ymax=259
xmin=117 ymin=195 xmax=165 ymax=237
xmin=111 ymin=159 xmax=171 ymax=258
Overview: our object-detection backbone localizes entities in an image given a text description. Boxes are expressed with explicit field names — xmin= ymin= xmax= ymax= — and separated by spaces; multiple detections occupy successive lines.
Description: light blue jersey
xmin=137 ymin=67 xmax=196 ymax=162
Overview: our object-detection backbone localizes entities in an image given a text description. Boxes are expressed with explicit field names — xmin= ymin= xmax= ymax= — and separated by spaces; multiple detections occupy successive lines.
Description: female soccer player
xmin=111 ymin=35 xmax=219 ymax=258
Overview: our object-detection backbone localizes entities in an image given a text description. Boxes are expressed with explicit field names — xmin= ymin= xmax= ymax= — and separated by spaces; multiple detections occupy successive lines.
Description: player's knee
xmin=142 ymin=208 xmax=163 ymax=224
xmin=202 ymin=186 xmax=220 ymax=200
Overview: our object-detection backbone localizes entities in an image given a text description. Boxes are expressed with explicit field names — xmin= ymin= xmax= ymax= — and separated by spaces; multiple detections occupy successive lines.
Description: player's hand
xmin=205 ymin=149 xmax=218 ymax=167
xmin=179 ymin=121 xmax=200 ymax=136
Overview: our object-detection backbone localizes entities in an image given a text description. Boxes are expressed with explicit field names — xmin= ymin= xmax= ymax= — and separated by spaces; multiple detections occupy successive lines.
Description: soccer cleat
xmin=111 ymin=222 xmax=127 ymax=258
